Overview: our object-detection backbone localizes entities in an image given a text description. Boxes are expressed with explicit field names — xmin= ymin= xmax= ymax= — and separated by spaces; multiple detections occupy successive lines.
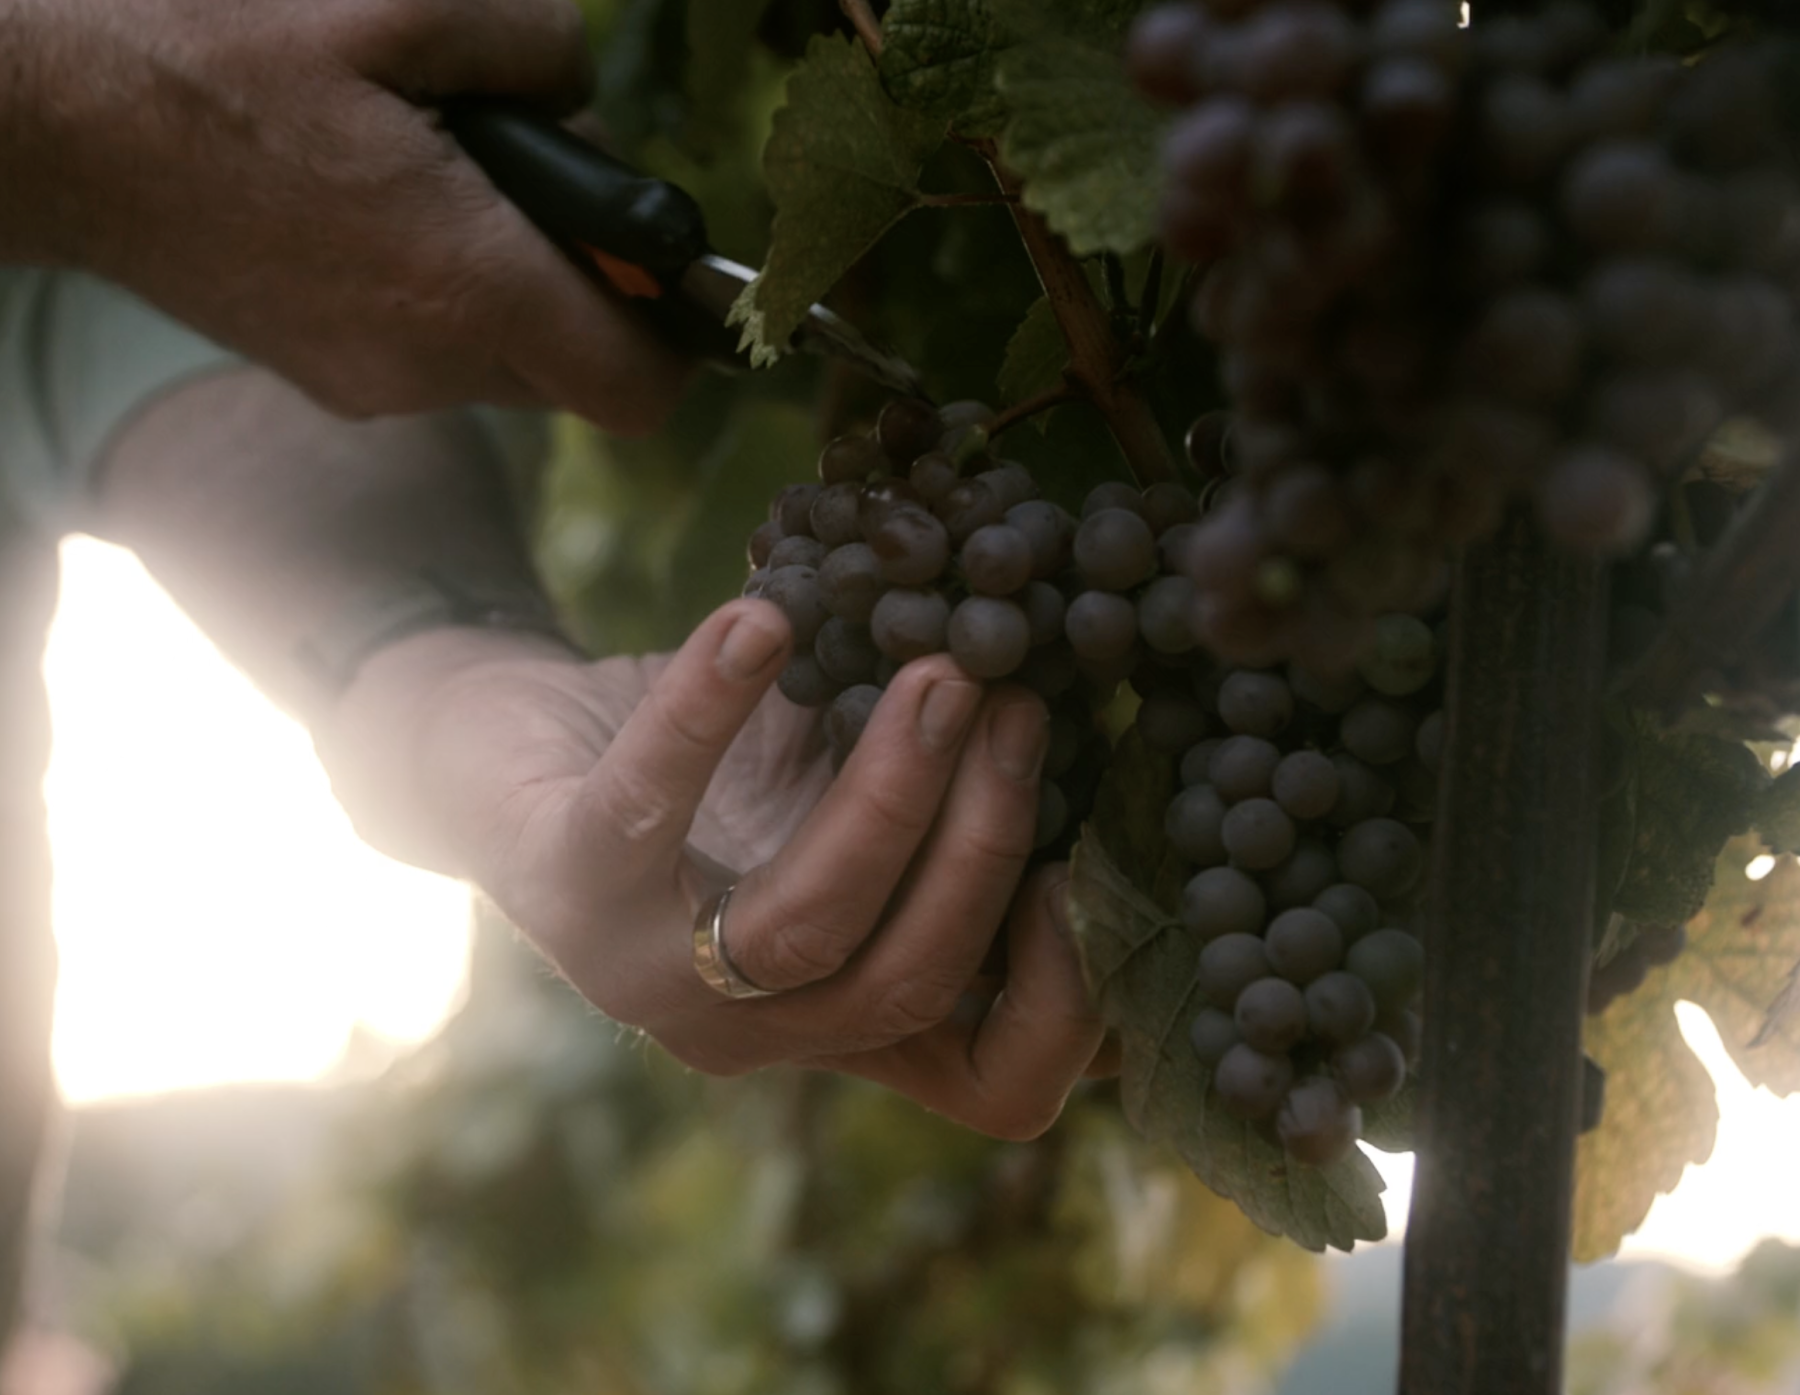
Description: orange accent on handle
xmin=583 ymin=244 xmax=665 ymax=299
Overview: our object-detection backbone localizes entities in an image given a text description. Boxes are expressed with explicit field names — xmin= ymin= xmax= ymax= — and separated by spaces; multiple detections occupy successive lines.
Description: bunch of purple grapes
xmin=1130 ymin=0 xmax=1800 ymax=669
xmin=745 ymin=400 xmax=1209 ymax=852
xmin=1160 ymin=614 xmax=1444 ymax=1166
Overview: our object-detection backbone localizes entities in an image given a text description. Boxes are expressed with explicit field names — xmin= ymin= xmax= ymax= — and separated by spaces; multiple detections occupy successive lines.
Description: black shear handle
xmin=445 ymin=99 xmax=744 ymax=364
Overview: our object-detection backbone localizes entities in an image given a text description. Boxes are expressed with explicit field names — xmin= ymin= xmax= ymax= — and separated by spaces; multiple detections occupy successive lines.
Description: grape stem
xmin=1620 ymin=448 xmax=1800 ymax=715
xmin=839 ymin=0 xmax=884 ymax=58
xmin=986 ymin=159 xmax=1178 ymax=485
xmin=988 ymin=380 xmax=1080 ymax=437
xmin=872 ymin=55 xmax=1176 ymax=484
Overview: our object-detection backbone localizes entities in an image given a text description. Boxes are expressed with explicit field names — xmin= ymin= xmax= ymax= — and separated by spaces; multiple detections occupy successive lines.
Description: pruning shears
xmin=445 ymin=100 xmax=925 ymax=397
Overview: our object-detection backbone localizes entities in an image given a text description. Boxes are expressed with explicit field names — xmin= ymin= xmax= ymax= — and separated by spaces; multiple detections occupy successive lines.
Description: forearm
xmin=90 ymin=368 xmax=605 ymax=867
xmin=93 ymin=369 xmax=562 ymax=705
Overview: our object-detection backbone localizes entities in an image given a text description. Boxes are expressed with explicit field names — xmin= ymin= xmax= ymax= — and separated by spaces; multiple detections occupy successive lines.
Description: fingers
xmin=568 ymin=601 xmax=791 ymax=872
xmin=1085 ymin=1034 xmax=1124 ymax=1080
xmin=482 ymin=230 xmax=696 ymax=435
xmin=812 ymin=867 xmax=1106 ymax=1141
xmin=626 ymin=678 xmax=1045 ymax=1076
xmin=394 ymin=132 xmax=693 ymax=433
xmin=717 ymin=659 xmax=986 ymax=993
xmin=800 ymin=690 xmax=1049 ymax=1041
xmin=350 ymin=0 xmax=595 ymax=112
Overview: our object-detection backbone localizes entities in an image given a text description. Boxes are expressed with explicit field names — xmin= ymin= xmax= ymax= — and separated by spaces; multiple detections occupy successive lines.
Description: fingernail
xmin=717 ymin=610 xmax=787 ymax=682
xmin=991 ymin=698 xmax=1049 ymax=782
xmin=918 ymin=678 xmax=981 ymax=752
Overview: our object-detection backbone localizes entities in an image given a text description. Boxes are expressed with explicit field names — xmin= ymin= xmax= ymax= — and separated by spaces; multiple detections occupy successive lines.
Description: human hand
xmin=5 ymin=0 xmax=687 ymax=431
xmin=325 ymin=601 xmax=1107 ymax=1139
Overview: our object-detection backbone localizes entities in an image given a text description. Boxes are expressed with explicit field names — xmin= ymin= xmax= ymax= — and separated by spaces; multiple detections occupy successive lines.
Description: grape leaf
xmin=878 ymin=0 xmax=1015 ymax=137
xmin=990 ymin=0 xmax=1149 ymax=46
xmin=1573 ymin=978 xmax=1720 ymax=1264
xmin=1359 ymin=1080 xmax=1415 ymax=1155
xmin=997 ymin=296 xmax=1069 ymax=431
xmin=1575 ymin=839 xmax=1800 ymax=1260
xmin=1086 ymin=724 xmax=1185 ymax=909
xmin=994 ymin=36 xmax=1167 ymax=256
xmin=1611 ymin=716 xmax=1767 ymax=925
xmin=1677 ymin=842 xmax=1800 ymax=1095
xmin=729 ymin=35 xmax=948 ymax=364
xmin=1068 ymin=837 xmax=1388 ymax=1253
xmin=1068 ymin=733 xmax=1388 ymax=1254
xmin=879 ymin=0 xmax=1149 ymax=138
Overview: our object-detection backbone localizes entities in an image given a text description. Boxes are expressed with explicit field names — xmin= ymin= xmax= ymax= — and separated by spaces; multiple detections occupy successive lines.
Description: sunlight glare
xmin=42 ymin=537 xmax=472 ymax=1105
xmin=1363 ymin=1002 xmax=1800 ymax=1273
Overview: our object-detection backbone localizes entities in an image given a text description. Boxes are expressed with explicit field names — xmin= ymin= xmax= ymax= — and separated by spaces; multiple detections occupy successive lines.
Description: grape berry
xmin=1167 ymin=621 xmax=1442 ymax=1167
xmin=747 ymin=399 xmax=1208 ymax=854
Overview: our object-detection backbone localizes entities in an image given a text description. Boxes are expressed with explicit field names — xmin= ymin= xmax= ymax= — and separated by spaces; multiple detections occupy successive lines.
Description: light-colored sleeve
xmin=0 ymin=270 xmax=552 ymax=538
xmin=0 ymin=270 xmax=246 ymax=537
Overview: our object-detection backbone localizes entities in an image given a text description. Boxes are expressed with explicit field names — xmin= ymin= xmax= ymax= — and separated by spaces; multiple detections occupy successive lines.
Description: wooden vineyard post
xmin=1398 ymin=510 xmax=1608 ymax=1395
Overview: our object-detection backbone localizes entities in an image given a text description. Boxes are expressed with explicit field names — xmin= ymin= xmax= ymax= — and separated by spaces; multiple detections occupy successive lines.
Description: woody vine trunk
xmin=1399 ymin=510 xmax=1608 ymax=1395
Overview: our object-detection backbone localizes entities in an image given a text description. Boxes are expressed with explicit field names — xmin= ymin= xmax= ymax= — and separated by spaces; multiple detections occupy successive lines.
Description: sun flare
xmin=42 ymin=536 xmax=472 ymax=1106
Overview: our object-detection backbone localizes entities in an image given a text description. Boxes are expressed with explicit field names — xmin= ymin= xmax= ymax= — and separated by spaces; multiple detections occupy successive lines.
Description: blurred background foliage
xmin=75 ymin=907 xmax=1323 ymax=1395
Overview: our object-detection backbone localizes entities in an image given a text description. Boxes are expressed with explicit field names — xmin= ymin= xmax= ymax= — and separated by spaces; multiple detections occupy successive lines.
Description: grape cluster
xmin=1132 ymin=0 xmax=1800 ymax=669
xmin=1162 ymin=612 xmax=1444 ymax=1166
xmin=746 ymin=401 xmax=1207 ymax=852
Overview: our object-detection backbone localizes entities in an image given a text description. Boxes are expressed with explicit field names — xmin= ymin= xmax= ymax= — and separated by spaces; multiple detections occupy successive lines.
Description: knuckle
xmin=649 ymin=688 xmax=733 ymax=761
xmin=957 ymin=819 xmax=1037 ymax=875
xmin=585 ymin=762 xmax=687 ymax=848
xmin=858 ymin=780 xmax=938 ymax=844
xmin=736 ymin=911 xmax=855 ymax=991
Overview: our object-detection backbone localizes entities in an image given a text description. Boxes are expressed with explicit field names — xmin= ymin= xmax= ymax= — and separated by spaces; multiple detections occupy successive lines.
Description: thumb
xmin=568 ymin=600 xmax=794 ymax=871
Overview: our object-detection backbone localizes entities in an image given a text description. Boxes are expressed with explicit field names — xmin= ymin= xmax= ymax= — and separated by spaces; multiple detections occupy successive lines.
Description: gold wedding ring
xmin=692 ymin=885 xmax=778 ymax=1000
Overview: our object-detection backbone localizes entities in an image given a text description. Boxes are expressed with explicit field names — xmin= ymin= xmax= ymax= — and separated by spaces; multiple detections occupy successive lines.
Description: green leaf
xmin=1611 ymin=715 xmax=1768 ymax=925
xmin=878 ymin=0 xmax=1015 ymax=137
xmin=1068 ymin=732 xmax=1388 ymax=1254
xmin=991 ymin=0 xmax=1149 ymax=46
xmin=1086 ymin=725 xmax=1186 ymax=911
xmin=1575 ymin=838 xmax=1800 ymax=1260
xmin=997 ymin=296 xmax=1069 ymax=430
xmin=730 ymin=34 xmax=948 ymax=364
xmin=995 ymin=35 xmax=1167 ymax=256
